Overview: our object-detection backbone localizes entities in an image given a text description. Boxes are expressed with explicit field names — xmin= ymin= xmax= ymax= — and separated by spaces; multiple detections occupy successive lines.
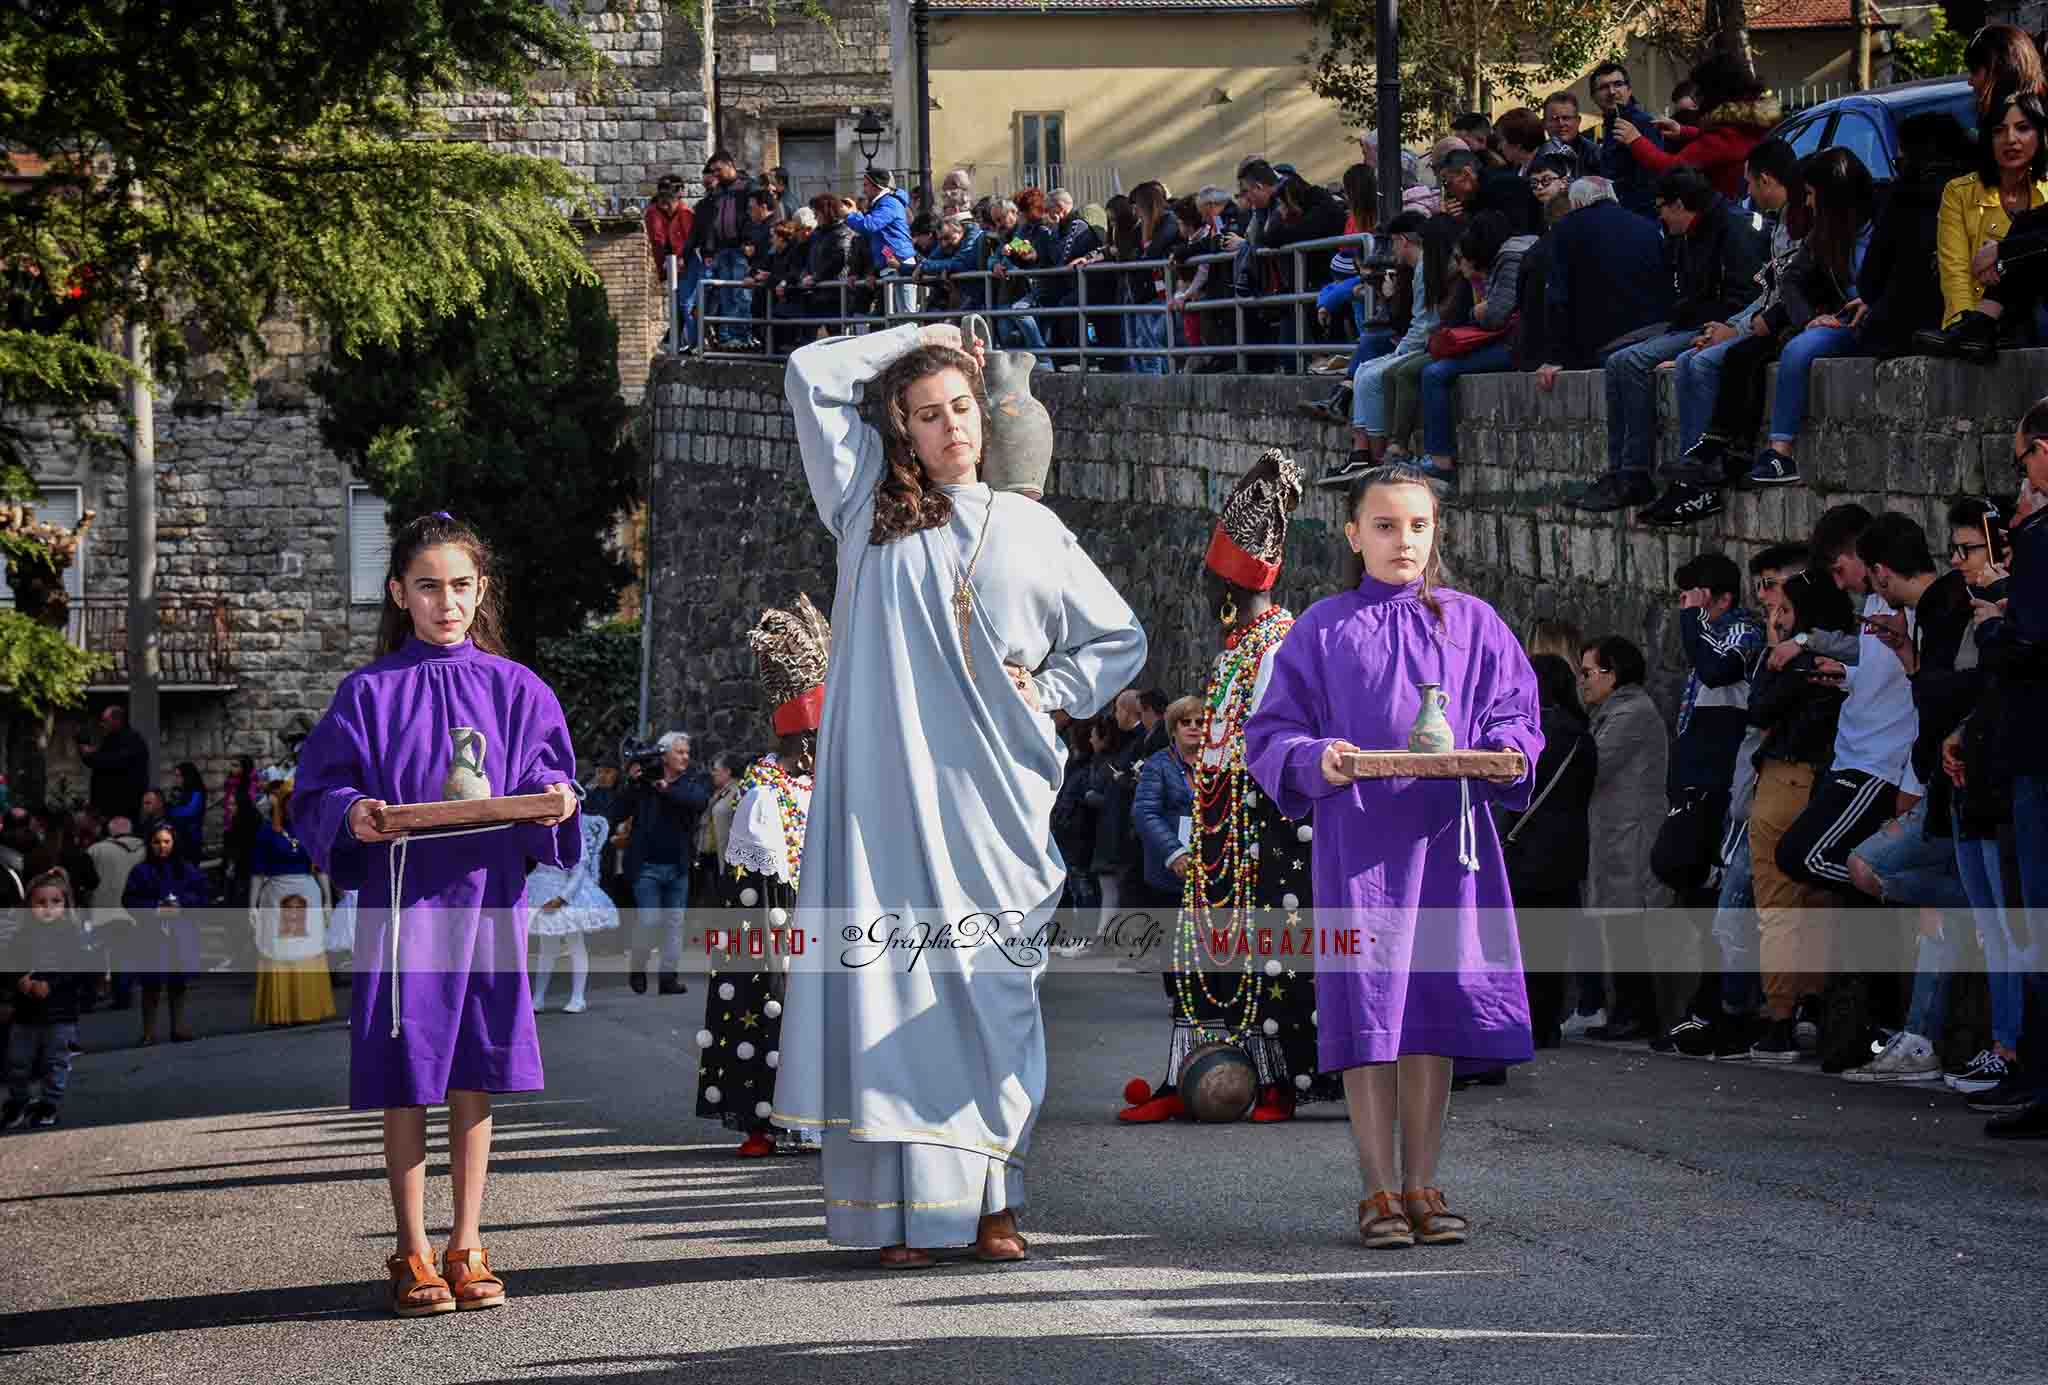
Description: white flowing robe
xmin=771 ymin=324 xmax=1147 ymax=1247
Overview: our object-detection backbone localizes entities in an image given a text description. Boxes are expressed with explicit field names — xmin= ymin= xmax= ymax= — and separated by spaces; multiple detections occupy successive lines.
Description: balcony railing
xmin=58 ymin=595 xmax=237 ymax=689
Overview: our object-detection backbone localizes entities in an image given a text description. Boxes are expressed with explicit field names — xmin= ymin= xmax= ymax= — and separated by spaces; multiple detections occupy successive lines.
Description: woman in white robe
xmin=772 ymin=322 xmax=1146 ymax=1266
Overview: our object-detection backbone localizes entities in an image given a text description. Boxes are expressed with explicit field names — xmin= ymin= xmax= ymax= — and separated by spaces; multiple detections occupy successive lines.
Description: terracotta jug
xmin=963 ymin=313 xmax=1053 ymax=495
xmin=443 ymin=726 xmax=492 ymax=801
xmin=1407 ymin=683 xmax=1455 ymax=754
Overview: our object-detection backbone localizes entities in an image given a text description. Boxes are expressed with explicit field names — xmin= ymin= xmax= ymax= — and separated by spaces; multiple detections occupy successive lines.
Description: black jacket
xmin=1749 ymin=655 xmax=1846 ymax=771
xmin=6 ymin=917 xmax=96 ymax=1025
xmin=1514 ymin=233 xmax=1556 ymax=369
xmin=1500 ymin=703 xmax=1597 ymax=894
xmin=1474 ymin=165 xmax=1541 ymax=237
xmin=1906 ymin=570 xmax=1979 ymax=837
xmin=1671 ymin=195 xmax=1771 ymax=330
xmin=1090 ymin=726 xmax=1149 ymax=871
xmin=690 ymin=175 xmax=754 ymax=256
xmin=1855 ymin=163 xmax=1963 ymax=357
xmin=1760 ymin=236 xmax=1864 ymax=337
xmin=622 ymin=770 xmax=712 ymax=879
xmin=81 ymin=727 xmax=149 ymax=822
xmin=806 ymin=222 xmax=857 ymax=310
xmin=1261 ymin=179 xmax=1349 ymax=286
xmin=1544 ymin=200 xmax=1673 ymax=367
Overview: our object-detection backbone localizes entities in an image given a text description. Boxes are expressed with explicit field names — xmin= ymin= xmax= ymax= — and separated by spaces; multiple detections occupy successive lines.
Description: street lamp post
xmin=1376 ymin=0 xmax=1401 ymax=228
xmin=913 ymin=0 xmax=934 ymax=213
xmin=854 ymin=109 xmax=885 ymax=171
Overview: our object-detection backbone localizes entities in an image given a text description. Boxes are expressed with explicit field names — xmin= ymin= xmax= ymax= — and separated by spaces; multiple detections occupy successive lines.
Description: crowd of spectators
xmin=1505 ymin=441 xmax=2048 ymax=1141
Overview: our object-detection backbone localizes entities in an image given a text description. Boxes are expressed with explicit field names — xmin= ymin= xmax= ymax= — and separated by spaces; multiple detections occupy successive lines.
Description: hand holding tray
xmin=1338 ymin=750 xmax=1527 ymax=781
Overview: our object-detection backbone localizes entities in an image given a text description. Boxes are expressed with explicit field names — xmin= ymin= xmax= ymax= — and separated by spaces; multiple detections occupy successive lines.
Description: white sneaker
xmin=1842 ymin=1030 xmax=1940 ymax=1083
xmin=1559 ymin=1008 xmax=1606 ymax=1040
xmin=563 ymin=997 xmax=588 ymax=1014
xmin=532 ymin=997 xmax=551 ymax=1013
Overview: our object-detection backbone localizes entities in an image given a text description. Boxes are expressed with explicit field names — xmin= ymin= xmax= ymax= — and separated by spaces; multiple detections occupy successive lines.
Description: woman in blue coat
xmin=121 ymin=822 xmax=210 ymax=1045
xmin=1131 ymin=696 xmax=1205 ymax=909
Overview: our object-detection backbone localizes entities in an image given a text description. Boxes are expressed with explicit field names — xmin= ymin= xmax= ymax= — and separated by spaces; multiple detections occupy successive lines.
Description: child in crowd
xmin=5 ymin=870 xmax=96 ymax=1129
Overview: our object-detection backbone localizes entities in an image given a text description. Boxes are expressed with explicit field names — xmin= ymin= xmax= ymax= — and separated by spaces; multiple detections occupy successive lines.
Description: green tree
xmin=310 ymin=270 xmax=642 ymax=659
xmin=1892 ymin=12 xmax=1968 ymax=81
xmin=534 ymin=618 xmax=644 ymax=766
xmin=1309 ymin=0 xmax=1651 ymax=135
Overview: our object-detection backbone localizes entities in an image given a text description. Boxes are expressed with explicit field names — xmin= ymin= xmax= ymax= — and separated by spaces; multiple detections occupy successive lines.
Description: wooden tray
xmin=370 ymin=793 xmax=563 ymax=834
xmin=1339 ymin=750 xmax=1527 ymax=780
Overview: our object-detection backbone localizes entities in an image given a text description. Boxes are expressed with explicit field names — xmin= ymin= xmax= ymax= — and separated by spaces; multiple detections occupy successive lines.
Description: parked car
xmin=1768 ymin=77 xmax=1977 ymax=184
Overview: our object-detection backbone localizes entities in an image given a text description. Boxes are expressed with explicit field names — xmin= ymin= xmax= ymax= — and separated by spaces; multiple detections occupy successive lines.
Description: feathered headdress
xmin=749 ymin=594 xmax=833 ymax=735
xmin=1203 ymin=448 xmax=1303 ymax=592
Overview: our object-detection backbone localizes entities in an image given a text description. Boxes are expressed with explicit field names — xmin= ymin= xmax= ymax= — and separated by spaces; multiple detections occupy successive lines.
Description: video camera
xmin=619 ymin=735 xmax=668 ymax=777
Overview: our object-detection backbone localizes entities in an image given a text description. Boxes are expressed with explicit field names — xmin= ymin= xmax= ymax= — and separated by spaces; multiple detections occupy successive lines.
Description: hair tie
xmin=432 ymin=510 xmax=453 ymax=522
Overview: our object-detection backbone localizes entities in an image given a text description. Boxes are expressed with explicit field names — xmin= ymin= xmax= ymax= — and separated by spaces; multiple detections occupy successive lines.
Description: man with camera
xmin=622 ymin=731 xmax=711 ymax=996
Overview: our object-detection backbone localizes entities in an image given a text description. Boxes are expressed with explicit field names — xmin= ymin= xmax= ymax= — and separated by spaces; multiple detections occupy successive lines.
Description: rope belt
xmin=1457 ymin=778 xmax=1478 ymax=875
xmin=385 ymin=822 xmax=519 ymax=1039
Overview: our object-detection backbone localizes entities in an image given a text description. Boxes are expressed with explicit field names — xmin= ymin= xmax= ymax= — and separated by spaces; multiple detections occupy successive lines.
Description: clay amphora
xmin=963 ymin=313 xmax=1053 ymax=495
xmin=443 ymin=726 xmax=492 ymax=800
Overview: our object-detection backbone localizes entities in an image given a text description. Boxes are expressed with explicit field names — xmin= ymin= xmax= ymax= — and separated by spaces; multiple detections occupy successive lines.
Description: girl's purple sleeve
xmin=291 ymin=683 xmax=373 ymax=891
xmin=1245 ymin=620 xmax=1344 ymax=820
xmin=512 ymin=679 xmax=581 ymax=870
xmin=1471 ymin=612 xmax=1544 ymax=810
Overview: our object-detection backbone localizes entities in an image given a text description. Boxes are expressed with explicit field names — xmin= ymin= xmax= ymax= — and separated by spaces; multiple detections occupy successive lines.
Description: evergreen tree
xmin=311 ymin=271 xmax=641 ymax=659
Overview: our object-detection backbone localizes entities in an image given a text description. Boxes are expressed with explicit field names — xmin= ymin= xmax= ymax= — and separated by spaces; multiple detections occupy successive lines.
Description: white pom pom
xmin=718 ymin=982 xmax=735 ymax=1001
xmin=1311 ymin=1009 xmax=1318 ymax=1026
xmin=1262 ymin=1017 xmax=1280 ymax=1036
xmin=763 ymin=999 xmax=782 ymax=1019
xmin=1249 ymin=843 xmax=1261 ymax=859
xmin=1281 ymin=892 xmax=1300 ymax=911
xmin=1296 ymin=824 xmax=1313 ymax=843
xmin=736 ymin=1041 xmax=756 ymax=1060
xmin=695 ymin=1029 xmax=714 ymax=1048
xmin=780 ymin=954 xmax=793 ymax=971
xmin=1264 ymin=959 xmax=1282 ymax=978
xmin=765 ymin=1050 xmax=780 ymax=1068
xmin=1294 ymin=1073 xmax=1312 ymax=1090
xmin=739 ymin=886 xmax=759 ymax=907
xmin=703 ymin=1085 xmax=722 ymax=1104
xmin=768 ymin=906 xmax=788 ymax=926
xmin=754 ymin=1100 xmax=773 ymax=1119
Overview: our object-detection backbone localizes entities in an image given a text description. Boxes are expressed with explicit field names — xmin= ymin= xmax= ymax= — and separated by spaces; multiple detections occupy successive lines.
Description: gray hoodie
xmin=1477 ymin=234 xmax=1540 ymax=331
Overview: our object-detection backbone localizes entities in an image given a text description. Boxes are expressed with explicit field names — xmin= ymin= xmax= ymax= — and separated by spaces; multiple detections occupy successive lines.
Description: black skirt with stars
xmin=693 ymin=865 xmax=797 ymax=1141
xmin=1161 ymin=784 xmax=1340 ymax=1106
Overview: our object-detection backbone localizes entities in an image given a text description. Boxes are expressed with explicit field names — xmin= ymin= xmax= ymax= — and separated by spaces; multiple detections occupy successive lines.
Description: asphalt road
xmin=2 ymin=967 xmax=2045 ymax=1385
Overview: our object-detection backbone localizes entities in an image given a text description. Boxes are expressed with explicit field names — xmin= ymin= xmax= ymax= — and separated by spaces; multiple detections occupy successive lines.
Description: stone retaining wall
xmin=643 ymin=346 xmax=2044 ymax=755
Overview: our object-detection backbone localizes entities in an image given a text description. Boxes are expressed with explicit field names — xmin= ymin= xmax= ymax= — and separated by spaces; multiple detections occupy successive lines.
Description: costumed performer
xmin=292 ymin=512 xmax=580 ymax=1318
xmin=526 ymin=812 xmax=619 ymax=1014
xmin=696 ymin=594 xmax=829 ymax=1157
xmin=250 ymin=767 xmax=338 ymax=1026
xmin=773 ymin=322 xmax=1147 ymax=1268
xmin=1119 ymin=449 xmax=1339 ymax=1124
xmin=1244 ymin=464 xmax=1541 ymax=1250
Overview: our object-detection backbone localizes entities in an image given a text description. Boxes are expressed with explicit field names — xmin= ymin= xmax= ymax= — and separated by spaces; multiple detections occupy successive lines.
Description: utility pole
xmin=124 ymin=318 xmax=158 ymax=786
xmin=1376 ymin=0 xmax=1400 ymax=229
xmin=914 ymin=0 xmax=934 ymax=213
xmin=1851 ymin=0 xmax=1872 ymax=90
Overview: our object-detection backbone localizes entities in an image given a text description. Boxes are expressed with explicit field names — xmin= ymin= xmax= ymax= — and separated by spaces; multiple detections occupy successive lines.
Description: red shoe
xmin=1116 ymin=1091 xmax=1186 ymax=1123
xmin=736 ymin=1131 xmax=777 ymax=1158
xmin=1249 ymin=1084 xmax=1296 ymax=1123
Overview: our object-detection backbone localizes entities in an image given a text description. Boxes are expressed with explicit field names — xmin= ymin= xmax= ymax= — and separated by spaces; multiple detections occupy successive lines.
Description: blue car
xmin=1768 ymin=76 xmax=1977 ymax=184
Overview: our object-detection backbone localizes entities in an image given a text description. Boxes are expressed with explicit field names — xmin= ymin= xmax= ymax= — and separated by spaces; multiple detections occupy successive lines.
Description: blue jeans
xmin=1351 ymin=348 xmax=1419 ymax=434
xmin=1604 ymin=329 xmax=1696 ymax=478
xmin=1129 ymin=306 xmax=1170 ymax=375
xmin=1420 ymin=341 xmax=1514 ymax=458
xmin=1348 ymin=326 xmax=1397 ymax=375
xmin=674 ymin=253 xmax=706 ymax=349
xmin=998 ymin=304 xmax=1048 ymax=354
xmin=1673 ymin=333 xmax=1743 ymax=454
xmin=712 ymin=248 xmax=750 ymax=344
xmin=1767 ymin=324 xmax=1859 ymax=445
xmin=1712 ymin=827 xmax=1761 ymax=1018
xmin=631 ymin=862 xmax=690 ymax=971
xmin=1956 ymin=813 xmax=2033 ymax=1051
xmin=6 ymin=1021 xmax=75 ymax=1106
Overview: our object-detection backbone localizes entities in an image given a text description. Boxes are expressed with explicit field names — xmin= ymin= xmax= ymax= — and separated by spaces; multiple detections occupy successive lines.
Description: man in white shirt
xmin=1774 ymin=508 xmax=1919 ymax=890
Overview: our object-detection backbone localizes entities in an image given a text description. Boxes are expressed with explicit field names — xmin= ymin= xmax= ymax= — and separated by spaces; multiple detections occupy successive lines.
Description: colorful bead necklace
xmin=1174 ymin=606 xmax=1293 ymax=1043
xmin=735 ymin=757 xmax=812 ymax=890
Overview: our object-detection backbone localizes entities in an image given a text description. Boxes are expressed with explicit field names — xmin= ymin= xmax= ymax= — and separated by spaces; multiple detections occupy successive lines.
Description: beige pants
xmin=1749 ymin=761 xmax=1837 ymax=1020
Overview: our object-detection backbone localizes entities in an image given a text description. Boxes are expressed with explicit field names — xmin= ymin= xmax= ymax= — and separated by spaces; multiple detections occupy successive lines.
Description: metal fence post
xmin=1075 ymin=265 xmax=1088 ymax=374
xmin=1293 ymin=248 xmax=1307 ymax=376
xmin=668 ymin=255 xmax=678 ymax=355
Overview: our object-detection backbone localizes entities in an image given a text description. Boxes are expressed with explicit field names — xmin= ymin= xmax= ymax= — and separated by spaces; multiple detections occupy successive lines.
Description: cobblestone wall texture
xmin=434 ymin=0 xmax=714 ymax=203
xmin=644 ymin=347 xmax=2047 ymax=755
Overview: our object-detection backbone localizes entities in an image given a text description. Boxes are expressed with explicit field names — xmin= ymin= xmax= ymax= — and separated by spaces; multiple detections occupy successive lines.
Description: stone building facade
xmin=639 ymin=348 xmax=2043 ymax=760
xmin=433 ymin=0 xmax=716 ymax=205
xmin=712 ymin=0 xmax=899 ymax=204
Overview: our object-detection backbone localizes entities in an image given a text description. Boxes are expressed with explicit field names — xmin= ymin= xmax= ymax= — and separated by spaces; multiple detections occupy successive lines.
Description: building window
xmin=1015 ymin=111 xmax=1065 ymax=188
xmin=348 ymin=485 xmax=392 ymax=605
xmin=0 ymin=485 xmax=85 ymax=604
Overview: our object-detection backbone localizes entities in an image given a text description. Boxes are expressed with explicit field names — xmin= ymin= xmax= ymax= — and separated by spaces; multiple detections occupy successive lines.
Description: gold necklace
xmin=952 ymin=494 xmax=995 ymax=678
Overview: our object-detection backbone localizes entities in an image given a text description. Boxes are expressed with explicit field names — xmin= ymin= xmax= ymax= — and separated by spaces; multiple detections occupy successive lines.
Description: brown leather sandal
xmin=973 ymin=1211 xmax=1029 ymax=1263
xmin=386 ymin=1252 xmax=456 ymax=1318
xmin=1403 ymin=1187 xmax=1469 ymax=1245
xmin=441 ymin=1247 xmax=507 ymax=1310
xmin=1358 ymin=1191 xmax=1414 ymax=1249
xmin=877 ymin=1244 xmax=936 ymax=1270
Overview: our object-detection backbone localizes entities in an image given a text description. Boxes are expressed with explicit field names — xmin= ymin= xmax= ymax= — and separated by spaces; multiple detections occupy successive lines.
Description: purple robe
xmin=1245 ymin=575 xmax=1543 ymax=1070
xmin=291 ymin=637 xmax=580 ymax=1109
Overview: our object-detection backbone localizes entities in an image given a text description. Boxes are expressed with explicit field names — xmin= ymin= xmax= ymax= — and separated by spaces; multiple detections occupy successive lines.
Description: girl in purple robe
xmin=1245 ymin=465 xmax=1541 ymax=1252
xmin=292 ymin=513 xmax=580 ymax=1318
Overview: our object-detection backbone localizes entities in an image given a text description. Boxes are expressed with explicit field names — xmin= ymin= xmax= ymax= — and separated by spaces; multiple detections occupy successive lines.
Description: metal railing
xmin=665 ymin=231 xmax=1385 ymax=376
xmin=59 ymin=595 xmax=236 ymax=687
